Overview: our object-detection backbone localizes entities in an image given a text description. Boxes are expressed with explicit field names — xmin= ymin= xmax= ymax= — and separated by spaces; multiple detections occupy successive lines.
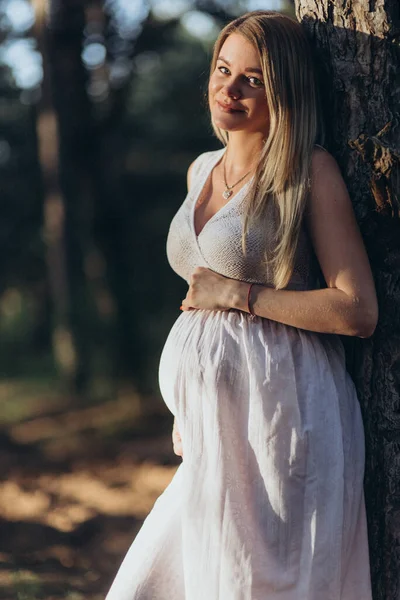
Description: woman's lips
xmin=216 ymin=100 xmax=245 ymax=114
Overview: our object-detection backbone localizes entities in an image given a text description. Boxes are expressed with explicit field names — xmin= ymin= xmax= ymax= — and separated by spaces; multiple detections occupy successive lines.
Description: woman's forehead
xmin=218 ymin=33 xmax=261 ymax=67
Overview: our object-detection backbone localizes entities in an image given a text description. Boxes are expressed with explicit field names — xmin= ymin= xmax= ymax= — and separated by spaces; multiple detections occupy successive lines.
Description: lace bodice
xmin=166 ymin=148 xmax=320 ymax=290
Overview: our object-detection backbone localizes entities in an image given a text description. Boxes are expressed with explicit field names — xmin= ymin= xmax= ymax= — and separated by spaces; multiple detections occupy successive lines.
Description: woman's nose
xmin=222 ymin=81 xmax=242 ymax=100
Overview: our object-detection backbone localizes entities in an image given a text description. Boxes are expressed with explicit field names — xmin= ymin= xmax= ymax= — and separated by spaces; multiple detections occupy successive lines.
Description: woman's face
xmin=208 ymin=33 xmax=270 ymax=136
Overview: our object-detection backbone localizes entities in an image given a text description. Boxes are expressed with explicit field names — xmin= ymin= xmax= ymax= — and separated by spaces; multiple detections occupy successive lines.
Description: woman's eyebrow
xmin=217 ymin=55 xmax=263 ymax=75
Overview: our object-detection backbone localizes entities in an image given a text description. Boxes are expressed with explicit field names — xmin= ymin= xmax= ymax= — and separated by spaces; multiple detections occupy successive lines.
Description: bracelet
xmin=247 ymin=283 xmax=256 ymax=318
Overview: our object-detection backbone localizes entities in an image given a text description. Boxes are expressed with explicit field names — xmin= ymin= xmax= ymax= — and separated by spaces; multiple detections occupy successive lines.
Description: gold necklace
xmin=222 ymin=154 xmax=251 ymax=200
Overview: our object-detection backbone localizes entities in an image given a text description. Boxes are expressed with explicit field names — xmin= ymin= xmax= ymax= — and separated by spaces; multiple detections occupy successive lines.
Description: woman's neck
xmin=224 ymin=131 xmax=266 ymax=176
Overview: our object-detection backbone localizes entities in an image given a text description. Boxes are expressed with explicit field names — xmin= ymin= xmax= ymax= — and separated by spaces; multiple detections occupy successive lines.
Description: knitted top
xmin=166 ymin=148 xmax=321 ymax=290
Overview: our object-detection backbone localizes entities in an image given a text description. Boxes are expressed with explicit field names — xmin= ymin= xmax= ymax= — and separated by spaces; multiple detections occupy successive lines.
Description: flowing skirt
xmin=106 ymin=310 xmax=372 ymax=600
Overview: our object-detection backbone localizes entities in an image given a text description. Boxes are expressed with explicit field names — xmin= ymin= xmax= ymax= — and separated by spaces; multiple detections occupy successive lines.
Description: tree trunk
xmin=294 ymin=1 xmax=400 ymax=598
xmin=33 ymin=0 xmax=80 ymax=385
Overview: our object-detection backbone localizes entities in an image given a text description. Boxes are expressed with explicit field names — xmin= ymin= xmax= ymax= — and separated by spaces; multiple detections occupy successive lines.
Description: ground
xmin=0 ymin=379 xmax=178 ymax=600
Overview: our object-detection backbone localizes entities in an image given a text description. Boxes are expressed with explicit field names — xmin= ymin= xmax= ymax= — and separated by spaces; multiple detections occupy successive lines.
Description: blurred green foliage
xmin=0 ymin=0 xmax=293 ymax=401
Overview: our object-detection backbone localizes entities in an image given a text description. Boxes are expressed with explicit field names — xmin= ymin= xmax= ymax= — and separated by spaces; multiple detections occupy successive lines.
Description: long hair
xmin=209 ymin=11 xmax=324 ymax=289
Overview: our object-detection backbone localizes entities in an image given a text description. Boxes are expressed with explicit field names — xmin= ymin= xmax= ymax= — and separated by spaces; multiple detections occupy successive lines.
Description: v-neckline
xmin=191 ymin=148 xmax=253 ymax=239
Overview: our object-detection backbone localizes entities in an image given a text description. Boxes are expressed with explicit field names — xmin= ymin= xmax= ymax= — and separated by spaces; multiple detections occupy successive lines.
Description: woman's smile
xmin=216 ymin=100 xmax=246 ymax=114
xmin=208 ymin=33 xmax=270 ymax=135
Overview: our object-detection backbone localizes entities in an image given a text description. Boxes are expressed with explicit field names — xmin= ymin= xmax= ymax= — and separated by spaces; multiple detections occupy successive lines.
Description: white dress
xmin=106 ymin=148 xmax=372 ymax=600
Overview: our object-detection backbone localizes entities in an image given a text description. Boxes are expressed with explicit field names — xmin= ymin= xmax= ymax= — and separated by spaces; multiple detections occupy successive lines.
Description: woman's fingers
xmin=172 ymin=420 xmax=183 ymax=458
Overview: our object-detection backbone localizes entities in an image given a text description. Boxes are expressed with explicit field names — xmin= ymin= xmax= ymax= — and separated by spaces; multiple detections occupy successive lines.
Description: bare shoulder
xmin=307 ymin=146 xmax=355 ymax=241
xmin=308 ymin=146 xmax=351 ymax=213
xmin=311 ymin=146 xmax=341 ymax=179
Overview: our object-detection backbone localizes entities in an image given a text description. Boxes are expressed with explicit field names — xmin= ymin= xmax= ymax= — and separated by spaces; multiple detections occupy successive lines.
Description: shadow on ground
xmin=0 ymin=380 xmax=179 ymax=599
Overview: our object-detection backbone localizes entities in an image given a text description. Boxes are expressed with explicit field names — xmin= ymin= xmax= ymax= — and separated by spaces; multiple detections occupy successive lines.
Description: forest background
xmin=0 ymin=0 xmax=394 ymax=599
xmin=0 ymin=1 xmax=295 ymax=598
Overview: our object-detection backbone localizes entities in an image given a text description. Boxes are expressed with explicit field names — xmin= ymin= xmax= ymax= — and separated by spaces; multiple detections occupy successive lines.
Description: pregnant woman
xmin=106 ymin=10 xmax=377 ymax=600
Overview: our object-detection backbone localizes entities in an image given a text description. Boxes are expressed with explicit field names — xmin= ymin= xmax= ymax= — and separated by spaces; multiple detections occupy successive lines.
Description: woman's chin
xmin=213 ymin=115 xmax=248 ymax=132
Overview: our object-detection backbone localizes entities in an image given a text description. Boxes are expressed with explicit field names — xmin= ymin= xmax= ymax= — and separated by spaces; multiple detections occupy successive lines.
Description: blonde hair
xmin=210 ymin=11 xmax=324 ymax=289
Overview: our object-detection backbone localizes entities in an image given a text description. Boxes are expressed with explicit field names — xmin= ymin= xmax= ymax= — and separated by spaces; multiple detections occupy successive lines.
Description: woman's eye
xmin=247 ymin=76 xmax=263 ymax=87
xmin=218 ymin=66 xmax=230 ymax=75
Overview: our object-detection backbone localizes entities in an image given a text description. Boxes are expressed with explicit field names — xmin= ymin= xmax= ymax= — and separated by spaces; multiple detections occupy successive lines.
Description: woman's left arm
xmin=182 ymin=149 xmax=378 ymax=338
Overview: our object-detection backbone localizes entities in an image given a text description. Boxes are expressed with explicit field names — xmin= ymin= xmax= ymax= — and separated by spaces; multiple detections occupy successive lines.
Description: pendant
xmin=223 ymin=189 xmax=233 ymax=200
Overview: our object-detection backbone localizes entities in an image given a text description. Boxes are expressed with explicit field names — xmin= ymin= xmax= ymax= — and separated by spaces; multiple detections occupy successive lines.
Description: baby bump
xmin=158 ymin=309 xmax=234 ymax=415
xmin=158 ymin=309 xmax=275 ymax=415
xmin=159 ymin=309 xmax=365 ymax=532
xmin=158 ymin=310 xmax=356 ymax=434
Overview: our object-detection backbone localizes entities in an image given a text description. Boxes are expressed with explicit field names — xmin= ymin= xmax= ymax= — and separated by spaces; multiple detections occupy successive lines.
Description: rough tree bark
xmin=294 ymin=1 xmax=400 ymax=598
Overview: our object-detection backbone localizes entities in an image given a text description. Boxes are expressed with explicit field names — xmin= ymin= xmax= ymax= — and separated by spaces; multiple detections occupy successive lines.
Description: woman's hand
xmin=181 ymin=267 xmax=244 ymax=312
xmin=172 ymin=419 xmax=183 ymax=458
